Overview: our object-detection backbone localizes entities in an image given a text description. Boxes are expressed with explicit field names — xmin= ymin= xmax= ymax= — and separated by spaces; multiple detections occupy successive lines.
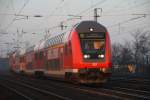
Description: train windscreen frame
xmin=79 ymin=32 xmax=106 ymax=61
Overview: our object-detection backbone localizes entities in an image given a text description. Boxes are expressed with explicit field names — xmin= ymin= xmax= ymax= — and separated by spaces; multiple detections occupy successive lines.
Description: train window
xmin=51 ymin=39 xmax=53 ymax=45
xmin=93 ymin=40 xmax=105 ymax=50
xmin=79 ymin=32 xmax=105 ymax=60
xmin=50 ymin=39 xmax=52 ymax=45
xmin=51 ymin=49 xmax=53 ymax=54
xmin=49 ymin=39 xmax=52 ymax=45
xmin=81 ymin=40 xmax=105 ymax=51
xmin=52 ymin=39 xmax=54 ymax=44
xmin=56 ymin=36 xmax=58 ymax=44
xmin=46 ymin=33 xmax=65 ymax=47
xmin=60 ymin=35 xmax=62 ymax=42
xmin=39 ymin=51 xmax=43 ymax=59
xmin=52 ymin=38 xmax=55 ymax=45
xmin=56 ymin=37 xmax=58 ymax=42
xmin=35 ymin=53 xmax=38 ymax=60
xmin=56 ymin=37 xmax=58 ymax=44
xmin=55 ymin=37 xmax=57 ymax=44
xmin=59 ymin=35 xmax=61 ymax=43
xmin=20 ymin=57 xmax=22 ymax=63
xmin=58 ymin=36 xmax=60 ymax=43
xmin=48 ymin=39 xmax=50 ymax=46
xmin=53 ymin=38 xmax=55 ymax=44
xmin=58 ymin=37 xmax=59 ymax=43
xmin=48 ymin=59 xmax=60 ymax=70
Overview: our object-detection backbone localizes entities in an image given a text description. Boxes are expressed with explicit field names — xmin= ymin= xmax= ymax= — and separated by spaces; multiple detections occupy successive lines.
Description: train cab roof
xmin=75 ymin=20 xmax=107 ymax=33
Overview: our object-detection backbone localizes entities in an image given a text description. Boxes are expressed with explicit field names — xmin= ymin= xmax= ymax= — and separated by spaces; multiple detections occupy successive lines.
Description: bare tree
xmin=112 ymin=43 xmax=122 ymax=65
xmin=132 ymin=30 xmax=150 ymax=66
xmin=112 ymin=42 xmax=134 ymax=75
xmin=112 ymin=41 xmax=133 ymax=66
xmin=112 ymin=30 xmax=150 ymax=74
xmin=120 ymin=41 xmax=133 ymax=65
xmin=131 ymin=30 xmax=150 ymax=67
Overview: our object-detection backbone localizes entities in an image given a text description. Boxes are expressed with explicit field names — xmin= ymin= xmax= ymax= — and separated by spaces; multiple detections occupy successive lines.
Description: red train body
xmin=9 ymin=21 xmax=112 ymax=83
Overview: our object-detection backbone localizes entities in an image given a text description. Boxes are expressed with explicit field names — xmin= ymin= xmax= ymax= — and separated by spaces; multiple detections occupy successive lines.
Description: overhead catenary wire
xmin=44 ymin=0 xmax=150 ymax=32
xmin=61 ymin=0 xmax=107 ymax=24
xmin=107 ymin=15 xmax=146 ymax=28
xmin=44 ymin=0 xmax=69 ymax=26
xmin=2 ymin=1 xmax=150 ymax=57
xmin=0 ymin=0 xmax=30 ymax=54
xmin=110 ymin=22 xmax=150 ymax=39
xmin=41 ymin=0 xmax=106 ymax=29
xmin=45 ymin=0 xmax=107 ymax=31
xmin=2 ymin=0 xmax=30 ymax=32
xmin=104 ymin=0 xmax=150 ymax=14
xmin=2 ymin=0 xmax=150 ymax=32
xmin=23 ymin=0 xmax=150 ymax=38
xmin=108 ymin=15 xmax=150 ymax=39
xmin=18 ymin=0 xmax=149 ymax=33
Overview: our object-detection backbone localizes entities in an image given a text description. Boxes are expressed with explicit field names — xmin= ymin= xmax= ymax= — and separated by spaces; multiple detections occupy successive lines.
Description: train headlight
xmin=100 ymin=54 xmax=104 ymax=58
xmin=84 ymin=54 xmax=90 ymax=59
xmin=84 ymin=55 xmax=88 ymax=59
xmin=98 ymin=54 xmax=105 ymax=58
xmin=89 ymin=28 xmax=94 ymax=31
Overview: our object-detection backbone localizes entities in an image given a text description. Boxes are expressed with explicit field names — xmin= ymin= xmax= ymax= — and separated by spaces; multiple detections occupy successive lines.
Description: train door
xmin=39 ymin=50 xmax=46 ymax=70
xmin=60 ymin=47 xmax=64 ymax=69
xmin=63 ymin=42 xmax=72 ymax=69
xmin=34 ymin=52 xmax=38 ymax=69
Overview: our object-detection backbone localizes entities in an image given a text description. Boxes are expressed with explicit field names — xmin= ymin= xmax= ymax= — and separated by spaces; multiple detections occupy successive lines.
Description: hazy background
xmin=0 ymin=0 xmax=150 ymax=57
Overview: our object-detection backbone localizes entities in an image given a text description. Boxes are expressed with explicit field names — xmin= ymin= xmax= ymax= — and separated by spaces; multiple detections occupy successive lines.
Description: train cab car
xmin=44 ymin=20 xmax=112 ymax=83
xmin=63 ymin=21 xmax=112 ymax=83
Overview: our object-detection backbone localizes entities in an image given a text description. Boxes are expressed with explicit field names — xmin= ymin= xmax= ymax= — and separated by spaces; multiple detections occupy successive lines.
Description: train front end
xmin=71 ymin=21 xmax=112 ymax=83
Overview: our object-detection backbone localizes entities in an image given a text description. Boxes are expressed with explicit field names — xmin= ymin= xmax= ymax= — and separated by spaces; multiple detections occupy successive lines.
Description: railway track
xmin=0 ymin=83 xmax=29 ymax=100
xmin=106 ymin=77 xmax=150 ymax=92
xmin=0 ymin=76 xmax=72 ymax=100
xmin=0 ymin=75 xmax=114 ymax=100
xmin=0 ymin=74 xmax=150 ymax=100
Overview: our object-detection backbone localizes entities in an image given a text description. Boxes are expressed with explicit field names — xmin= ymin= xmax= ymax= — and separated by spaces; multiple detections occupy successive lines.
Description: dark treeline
xmin=112 ymin=30 xmax=150 ymax=74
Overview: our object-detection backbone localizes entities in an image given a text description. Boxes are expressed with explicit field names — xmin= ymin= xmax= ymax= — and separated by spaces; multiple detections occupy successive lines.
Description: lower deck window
xmin=47 ymin=59 xmax=60 ymax=70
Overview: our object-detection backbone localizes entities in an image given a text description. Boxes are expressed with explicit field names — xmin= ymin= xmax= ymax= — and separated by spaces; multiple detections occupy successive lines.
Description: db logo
xmin=92 ymin=63 xmax=97 ymax=66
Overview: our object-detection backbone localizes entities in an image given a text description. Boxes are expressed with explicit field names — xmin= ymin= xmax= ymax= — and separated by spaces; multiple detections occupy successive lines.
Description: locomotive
xmin=9 ymin=21 xmax=112 ymax=84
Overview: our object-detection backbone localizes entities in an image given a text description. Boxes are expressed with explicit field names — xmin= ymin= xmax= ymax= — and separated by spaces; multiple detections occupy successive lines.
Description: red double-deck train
xmin=9 ymin=21 xmax=112 ymax=83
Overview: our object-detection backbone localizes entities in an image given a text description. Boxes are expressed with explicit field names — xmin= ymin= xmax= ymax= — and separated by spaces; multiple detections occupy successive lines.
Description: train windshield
xmin=79 ymin=32 xmax=105 ymax=60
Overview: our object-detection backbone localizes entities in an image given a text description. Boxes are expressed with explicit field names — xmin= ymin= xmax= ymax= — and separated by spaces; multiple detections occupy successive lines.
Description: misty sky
xmin=0 ymin=0 xmax=150 ymax=57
